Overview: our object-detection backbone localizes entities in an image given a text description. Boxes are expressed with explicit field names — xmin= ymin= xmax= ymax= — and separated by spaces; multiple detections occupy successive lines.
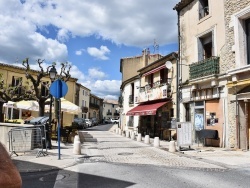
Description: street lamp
xmin=47 ymin=65 xmax=57 ymax=149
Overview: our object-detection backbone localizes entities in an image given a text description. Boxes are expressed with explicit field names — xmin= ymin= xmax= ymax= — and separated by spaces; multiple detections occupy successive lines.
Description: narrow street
xmin=20 ymin=124 xmax=250 ymax=188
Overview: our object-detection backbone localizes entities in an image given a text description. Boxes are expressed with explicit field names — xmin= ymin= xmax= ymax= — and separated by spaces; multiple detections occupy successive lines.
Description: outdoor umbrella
xmin=45 ymin=98 xmax=81 ymax=114
xmin=13 ymin=100 xmax=39 ymax=111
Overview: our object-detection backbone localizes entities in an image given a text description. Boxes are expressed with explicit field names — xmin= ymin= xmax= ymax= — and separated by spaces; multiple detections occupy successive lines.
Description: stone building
xmin=223 ymin=0 xmax=250 ymax=149
xmin=174 ymin=0 xmax=228 ymax=147
xmin=174 ymin=0 xmax=250 ymax=149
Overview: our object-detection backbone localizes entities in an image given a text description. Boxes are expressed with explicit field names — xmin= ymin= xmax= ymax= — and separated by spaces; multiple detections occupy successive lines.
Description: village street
xmin=18 ymin=124 xmax=250 ymax=188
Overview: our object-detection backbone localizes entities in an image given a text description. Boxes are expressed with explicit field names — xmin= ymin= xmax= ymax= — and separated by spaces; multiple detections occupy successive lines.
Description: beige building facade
xmin=76 ymin=83 xmax=90 ymax=119
xmin=174 ymin=0 xmax=228 ymax=147
xmin=0 ymin=63 xmax=78 ymax=127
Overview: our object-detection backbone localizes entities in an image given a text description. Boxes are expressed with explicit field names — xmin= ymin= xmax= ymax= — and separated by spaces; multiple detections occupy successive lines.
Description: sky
xmin=0 ymin=0 xmax=179 ymax=100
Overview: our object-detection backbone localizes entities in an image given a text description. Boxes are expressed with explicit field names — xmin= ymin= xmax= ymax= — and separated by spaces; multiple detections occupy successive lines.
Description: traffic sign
xmin=50 ymin=79 xmax=68 ymax=99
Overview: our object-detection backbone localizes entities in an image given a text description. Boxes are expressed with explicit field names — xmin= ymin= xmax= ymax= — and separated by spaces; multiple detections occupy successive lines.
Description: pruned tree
xmin=0 ymin=58 xmax=72 ymax=149
xmin=22 ymin=58 xmax=72 ymax=116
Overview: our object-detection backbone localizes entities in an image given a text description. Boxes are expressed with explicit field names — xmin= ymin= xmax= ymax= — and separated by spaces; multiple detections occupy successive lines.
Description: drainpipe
xmin=235 ymin=84 xmax=239 ymax=149
xmin=176 ymin=10 xmax=180 ymax=122
xmin=244 ymin=99 xmax=248 ymax=150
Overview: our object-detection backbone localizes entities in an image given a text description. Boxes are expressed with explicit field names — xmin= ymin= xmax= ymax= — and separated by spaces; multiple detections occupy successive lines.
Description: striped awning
xmin=142 ymin=65 xmax=166 ymax=77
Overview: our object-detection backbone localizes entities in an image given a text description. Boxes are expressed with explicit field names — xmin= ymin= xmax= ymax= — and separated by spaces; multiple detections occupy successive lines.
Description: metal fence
xmin=8 ymin=125 xmax=48 ymax=158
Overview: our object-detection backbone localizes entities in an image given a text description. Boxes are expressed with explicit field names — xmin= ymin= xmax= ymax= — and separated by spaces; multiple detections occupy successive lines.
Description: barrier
xmin=144 ymin=135 xmax=150 ymax=144
xmin=154 ymin=137 xmax=160 ymax=147
xmin=137 ymin=133 xmax=142 ymax=141
xmin=8 ymin=125 xmax=48 ymax=158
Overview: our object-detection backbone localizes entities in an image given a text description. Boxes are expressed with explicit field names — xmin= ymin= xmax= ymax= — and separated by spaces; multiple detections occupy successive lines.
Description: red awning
xmin=142 ymin=65 xmax=166 ymax=77
xmin=126 ymin=101 xmax=167 ymax=116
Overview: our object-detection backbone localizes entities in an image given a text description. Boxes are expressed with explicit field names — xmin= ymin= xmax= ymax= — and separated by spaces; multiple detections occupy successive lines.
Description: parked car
xmin=91 ymin=118 xmax=99 ymax=126
xmin=85 ymin=119 xmax=92 ymax=127
xmin=110 ymin=118 xmax=119 ymax=124
xmin=25 ymin=116 xmax=49 ymax=125
xmin=104 ymin=119 xmax=111 ymax=124
xmin=72 ymin=118 xmax=86 ymax=130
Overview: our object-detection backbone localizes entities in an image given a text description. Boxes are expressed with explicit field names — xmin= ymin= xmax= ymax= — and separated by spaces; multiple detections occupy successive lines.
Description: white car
xmin=85 ymin=119 xmax=92 ymax=127
xmin=110 ymin=118 xmax=119 ymax=124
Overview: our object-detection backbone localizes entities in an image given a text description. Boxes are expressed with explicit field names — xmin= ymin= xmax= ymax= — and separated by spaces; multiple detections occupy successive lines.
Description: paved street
xmin=18 ymin=124 xmax=250 ymax=188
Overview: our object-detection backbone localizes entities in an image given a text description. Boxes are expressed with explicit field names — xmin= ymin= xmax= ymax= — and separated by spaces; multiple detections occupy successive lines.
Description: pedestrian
xmin=0 ymin=142 xmax=22 ymax=188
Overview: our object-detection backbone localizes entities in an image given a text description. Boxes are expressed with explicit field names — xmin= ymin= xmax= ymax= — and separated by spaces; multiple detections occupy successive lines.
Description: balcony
xmin=107 ymin=112 xmax=112 ymax=115
xmin=81 ymin=106 xmax=88 ymax=113
xmin=189 ymin=56 xmax=220 ymax=80
xmin=136 ymin=83 xmax=169 ymax=103
xmin=90 ymin=103 xmax=99 ymax=109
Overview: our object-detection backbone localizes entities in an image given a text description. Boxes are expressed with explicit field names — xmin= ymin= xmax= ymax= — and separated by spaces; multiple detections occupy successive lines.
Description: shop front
xmin=127 ymin=101 xmax=173 ymax=140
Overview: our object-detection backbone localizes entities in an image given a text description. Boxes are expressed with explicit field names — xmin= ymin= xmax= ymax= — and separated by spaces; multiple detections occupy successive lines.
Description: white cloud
xmin=88 ymin=68 xmax=106 ymax=79
xmin=82 ymin=79 xmax=121 ymax=100
xmin=87 ymin=46 xmax=110 ymax=60
xmin=75 ymin=49 xmax=84 ymax=56
xmin=57 ymin=28 xmax=70 ymax=42
xmin=0 ymin=0 xmax=179 ymax=99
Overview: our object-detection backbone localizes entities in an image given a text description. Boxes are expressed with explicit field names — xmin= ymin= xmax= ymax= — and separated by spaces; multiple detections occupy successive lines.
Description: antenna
xmin=153 ymin=39 xmax=159 ymax=53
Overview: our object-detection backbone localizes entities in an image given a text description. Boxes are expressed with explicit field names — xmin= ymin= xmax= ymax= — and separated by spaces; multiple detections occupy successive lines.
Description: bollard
xmin=130 ymin=132 xmax=135 ymax=140
xmin=73 ymin=135 xmax=81 ymax=155
xmin=169 ymin=141 xmax=176 ymax=152
xmin=118 ymin=129 xmax=122 ymax=135
xmin=137 ymin=133 xmax=142 ymax=141
xmin=154 ymin=137 xmax=160 ymax=147
xmin=126 ymin=130 xmax=130 ymax=138
xmin=144 ymin=135 xmax=150 ymax=144
xmin=116 ymin=128 xmax=119 ymax=134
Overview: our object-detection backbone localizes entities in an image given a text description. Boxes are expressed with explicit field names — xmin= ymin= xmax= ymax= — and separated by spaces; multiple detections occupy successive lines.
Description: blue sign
xmin=50 ymin=79 xmax=68 ymax=99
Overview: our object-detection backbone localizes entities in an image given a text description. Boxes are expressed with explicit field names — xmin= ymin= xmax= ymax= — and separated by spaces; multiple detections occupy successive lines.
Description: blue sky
xmin=0 ymin=0 xmax=179 ymax=99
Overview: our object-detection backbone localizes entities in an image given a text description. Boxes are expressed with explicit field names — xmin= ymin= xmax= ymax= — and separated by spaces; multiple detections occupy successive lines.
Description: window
xmin=129 ymin=83 xmax=134 ymax=104
xmin=41 ymin=81 xmax=49 ymax=97
xmin=199 ymin=0 xmax=209 ymax=20
xmin=160 ymin=68 xmax=168 ymax=84
xmin=198 ymin=32 xmax=213 ymax=61
xmin=112 ymin=104 xmax=114 ymax=108
xmin=127 ymin=116 xmax=134 ymax=127
xmin=11 ymin=76 xmax=22 ymax=95
xmin=148 ymin=74 xmax=153 ymax=87
xmin=82 ymin=90 xmax=85 ymax=95
xmin=246 ymin=18 xmax=250 ymax=65
xmin=12 ymin=76 xmax=21 ymax=87
xmin=85 ymin=91 xmax=88 ymax=96
xmin=82 ymin=100 xmax=85 ymax=107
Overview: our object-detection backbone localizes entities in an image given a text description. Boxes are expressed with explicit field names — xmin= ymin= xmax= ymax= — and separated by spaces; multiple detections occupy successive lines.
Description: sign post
xmin=50 ymin=79 xmax=68 ymax=160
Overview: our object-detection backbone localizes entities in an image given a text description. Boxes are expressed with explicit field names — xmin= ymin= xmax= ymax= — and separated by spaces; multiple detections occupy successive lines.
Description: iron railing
xmin=189 ymin=56 xmax=219 ymax=80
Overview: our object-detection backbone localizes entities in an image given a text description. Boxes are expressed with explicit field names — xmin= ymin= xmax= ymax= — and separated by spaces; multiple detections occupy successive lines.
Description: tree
xmin=0 ymin=59 xmax=72 ymax=148
xmin=22 ymin=58 xmax=72 ymax=117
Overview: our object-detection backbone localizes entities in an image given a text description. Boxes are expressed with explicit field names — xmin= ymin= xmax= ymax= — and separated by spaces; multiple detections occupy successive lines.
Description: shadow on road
xmin=17 ymin=159 xmax=135 ymax=188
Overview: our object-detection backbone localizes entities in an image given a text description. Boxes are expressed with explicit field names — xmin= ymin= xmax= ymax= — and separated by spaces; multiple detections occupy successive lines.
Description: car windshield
xmin=29 ymin=116 xmax=48 ymax=124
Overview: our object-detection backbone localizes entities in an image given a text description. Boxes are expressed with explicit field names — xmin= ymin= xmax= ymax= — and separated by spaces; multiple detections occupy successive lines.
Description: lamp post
xmin=47 ymin=65 xmax=57 ymax=149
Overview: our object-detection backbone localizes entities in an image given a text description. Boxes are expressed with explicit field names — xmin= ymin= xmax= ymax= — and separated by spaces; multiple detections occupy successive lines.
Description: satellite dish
xmin=165 ymin=61 xmax=172 ymax=69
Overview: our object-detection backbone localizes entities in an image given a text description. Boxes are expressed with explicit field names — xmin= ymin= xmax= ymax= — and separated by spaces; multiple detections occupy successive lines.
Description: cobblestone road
xmin=79 ymin=130 xmax=227 ymax=171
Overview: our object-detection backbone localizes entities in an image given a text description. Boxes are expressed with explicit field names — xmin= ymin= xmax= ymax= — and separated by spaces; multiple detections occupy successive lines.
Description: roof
xmin=103 ymin=99 xmax=118 ymax=105
xmin=173 ymin=0 xmax=194 ymax=11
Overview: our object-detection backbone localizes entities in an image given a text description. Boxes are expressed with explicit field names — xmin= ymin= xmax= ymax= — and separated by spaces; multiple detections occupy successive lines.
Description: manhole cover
xmin=118 ymin=152 xmax=133 ymax=156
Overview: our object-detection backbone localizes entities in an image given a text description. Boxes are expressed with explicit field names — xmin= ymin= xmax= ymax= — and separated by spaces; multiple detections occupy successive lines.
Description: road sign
xmin=50 ymin=79 xmax=68 ymax=99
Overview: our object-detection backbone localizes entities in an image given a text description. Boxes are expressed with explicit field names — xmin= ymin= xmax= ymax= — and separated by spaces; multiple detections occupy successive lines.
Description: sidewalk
xmin=12 ymin=140 xmax=80 ymax=173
